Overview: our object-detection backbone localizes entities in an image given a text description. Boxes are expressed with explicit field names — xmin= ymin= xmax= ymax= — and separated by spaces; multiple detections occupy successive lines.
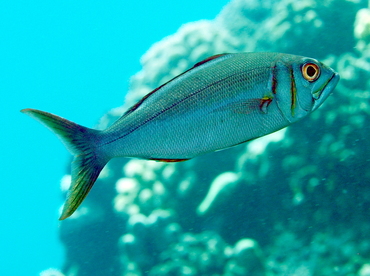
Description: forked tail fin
xmin=21 ymin=108 xmax=108 ymax=220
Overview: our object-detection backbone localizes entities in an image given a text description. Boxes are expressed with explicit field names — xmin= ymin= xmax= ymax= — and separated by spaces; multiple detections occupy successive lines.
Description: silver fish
xmin=21 ymin=52 xmax=339 ymax=220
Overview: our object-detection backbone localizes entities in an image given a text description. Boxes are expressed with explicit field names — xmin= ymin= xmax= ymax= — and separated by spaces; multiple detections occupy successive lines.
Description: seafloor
xmin=42 ymin=0 xmax=370 ymax=275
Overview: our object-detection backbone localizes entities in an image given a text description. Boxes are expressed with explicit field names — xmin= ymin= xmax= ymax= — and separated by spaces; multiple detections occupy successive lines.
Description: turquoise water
xmin=1 ymin=1 xmax=228 ymax=275
xmin=5 ymin=1 xmax=370 ymax=275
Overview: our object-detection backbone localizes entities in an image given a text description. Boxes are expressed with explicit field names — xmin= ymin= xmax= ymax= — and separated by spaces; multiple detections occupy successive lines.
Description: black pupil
xmin=307 ymin=65 xmax=316 ymax=77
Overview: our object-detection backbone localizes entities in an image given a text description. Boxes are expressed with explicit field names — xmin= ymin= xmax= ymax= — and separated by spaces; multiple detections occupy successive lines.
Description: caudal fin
xmin=21 ymin=108 xmax=108 ymax=220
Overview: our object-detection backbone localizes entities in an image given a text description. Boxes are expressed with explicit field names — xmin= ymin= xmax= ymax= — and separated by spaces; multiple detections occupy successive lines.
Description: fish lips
xmin=312 ymin=72 xmax=340 ymax=111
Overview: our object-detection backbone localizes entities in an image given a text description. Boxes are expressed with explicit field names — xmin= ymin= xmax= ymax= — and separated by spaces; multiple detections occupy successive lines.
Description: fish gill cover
xmin=41 ymin=0 xmax=370 ymax=275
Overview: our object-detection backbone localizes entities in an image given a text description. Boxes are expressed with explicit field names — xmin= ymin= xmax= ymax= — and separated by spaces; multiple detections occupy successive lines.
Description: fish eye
xmin=301 ymin=63 xmax=320 ymax=82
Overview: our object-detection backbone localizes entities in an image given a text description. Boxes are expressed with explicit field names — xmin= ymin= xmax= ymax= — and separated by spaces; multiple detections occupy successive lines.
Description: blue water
xmin=1 ymin=1 xmax=228 ymax=275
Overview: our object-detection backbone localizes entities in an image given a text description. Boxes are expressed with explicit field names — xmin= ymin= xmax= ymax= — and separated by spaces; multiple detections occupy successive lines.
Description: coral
xmin=196 ymin=172 xmax=239 ymax=216
xmin=43 ymin=0 xmax=370 ymax=275
xmin=147 ymin=231 xmax=227 ymax=276
xmin=40 ymin=269 xmax=65 ymax=276
xmin=224 ymin=238 xmax=265 ymax=276
xmin=359 ymin=264 xmax=370 ymax=276
xmin=355 ymin=7 xmax=370 ymax=43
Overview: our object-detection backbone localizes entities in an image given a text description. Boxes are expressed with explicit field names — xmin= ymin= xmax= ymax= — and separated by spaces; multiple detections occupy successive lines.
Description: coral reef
xmin=40 ymin=0 xmax=370 ymax=275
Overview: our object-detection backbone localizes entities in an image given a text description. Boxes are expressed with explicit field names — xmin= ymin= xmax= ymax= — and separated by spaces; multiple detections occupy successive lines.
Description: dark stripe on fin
xmin=192 ymin=54 xmax=228 ymax=68
xmin=149 ymin=158 xmax=189 ymax=162
xmin=259 ymin=97 xmax=273 ymax=114
xmin=21 ymin=108 xmax=109 ymax=220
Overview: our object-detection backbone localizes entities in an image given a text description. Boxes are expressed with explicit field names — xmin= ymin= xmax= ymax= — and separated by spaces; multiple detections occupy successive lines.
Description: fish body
xmin=21 ymin=52 xmax=339 ymax=219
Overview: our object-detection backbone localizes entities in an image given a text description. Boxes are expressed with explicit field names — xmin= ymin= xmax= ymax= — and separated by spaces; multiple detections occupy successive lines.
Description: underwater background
xmin=2 ymin=1 xmax=226 ymax=275
xmin=4 ymin=0 xmax=370 ymax=275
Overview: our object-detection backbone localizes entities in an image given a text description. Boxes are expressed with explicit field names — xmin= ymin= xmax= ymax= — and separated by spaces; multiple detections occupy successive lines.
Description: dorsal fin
xmin=122 ymin=89 xmax=158 ymax=117
xmin=192 ymin=53 xmax=228 ymax=68
xmin=122 ymin=53 xmax=229 ymax=117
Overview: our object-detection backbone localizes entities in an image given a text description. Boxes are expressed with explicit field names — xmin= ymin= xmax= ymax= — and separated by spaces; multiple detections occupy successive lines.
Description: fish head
xmin=274 ymin=55 xmax=340 ymax=123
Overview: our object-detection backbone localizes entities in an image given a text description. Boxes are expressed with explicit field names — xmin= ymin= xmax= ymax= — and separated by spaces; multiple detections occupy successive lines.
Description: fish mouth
xmin=312 ymin=72 xmax=340 ymax=110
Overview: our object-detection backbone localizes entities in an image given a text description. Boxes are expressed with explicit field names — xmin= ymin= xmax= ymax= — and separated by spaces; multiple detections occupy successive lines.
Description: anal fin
xmin=148 ymin=158 xmax=190 ymax=163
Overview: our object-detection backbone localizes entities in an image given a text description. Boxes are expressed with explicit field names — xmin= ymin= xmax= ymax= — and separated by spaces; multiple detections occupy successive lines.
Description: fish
xmin=21 ymin=52 xmax=340 ymax=220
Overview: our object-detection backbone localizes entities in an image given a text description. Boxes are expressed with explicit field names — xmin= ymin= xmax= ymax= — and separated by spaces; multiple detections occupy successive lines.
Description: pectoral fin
xmin=259 ymin=97 xmax=273 ymax=114
xmin=214 ymin=97 xmax=273 ymax=114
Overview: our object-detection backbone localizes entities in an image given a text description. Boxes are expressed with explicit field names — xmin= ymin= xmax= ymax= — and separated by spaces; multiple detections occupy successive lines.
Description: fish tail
xmin=21 ymin=108 xmax=109 ymax=220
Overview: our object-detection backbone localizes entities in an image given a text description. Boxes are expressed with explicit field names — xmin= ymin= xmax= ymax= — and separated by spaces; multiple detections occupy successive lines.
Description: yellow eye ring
xmin=302 ymin=63 xmax=320 ymax=82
